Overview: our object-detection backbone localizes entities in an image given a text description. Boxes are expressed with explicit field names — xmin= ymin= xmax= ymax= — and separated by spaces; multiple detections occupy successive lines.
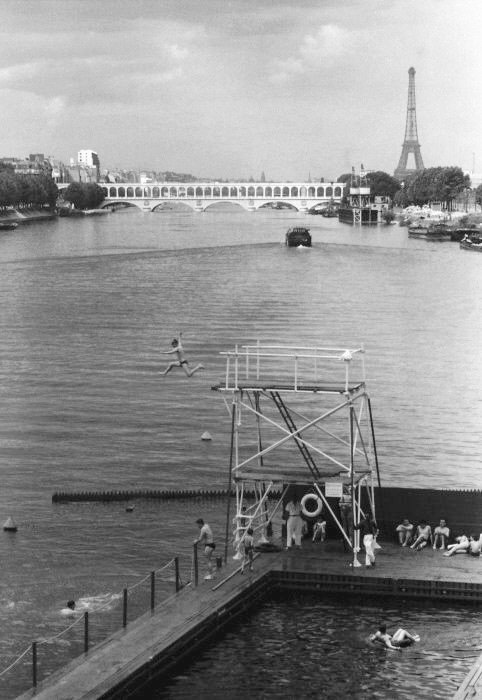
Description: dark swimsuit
xmin=180 ymin=360 xmax=188 ymax=366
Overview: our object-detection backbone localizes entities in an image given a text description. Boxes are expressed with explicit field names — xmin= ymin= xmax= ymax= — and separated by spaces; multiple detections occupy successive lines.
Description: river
xmin=0 ymin=206 xmax=480 ymax=697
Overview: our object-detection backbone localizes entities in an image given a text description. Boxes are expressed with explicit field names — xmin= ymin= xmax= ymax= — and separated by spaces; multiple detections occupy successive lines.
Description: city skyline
xmin=1 ymin=0 xmax=481 ymax=180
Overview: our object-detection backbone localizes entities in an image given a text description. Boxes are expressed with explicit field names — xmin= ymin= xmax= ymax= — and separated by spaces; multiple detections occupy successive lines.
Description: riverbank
xmin=0 ymin=208 xmax=57 ymax=225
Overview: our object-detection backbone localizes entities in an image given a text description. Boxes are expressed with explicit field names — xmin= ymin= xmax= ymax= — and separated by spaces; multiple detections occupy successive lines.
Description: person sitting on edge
xmin=371 ymin=624 xmax=419 ymax=651
xmin=443 ymin=534 xmax=469 ymax=557
xmin=159 ymin=332 xmax=205 ymax=377
xmin=312 ymin=517 xmax=327 ymax=543
xmin=396 ymin=518 xmax=413 ymax=547
xmin=410 ymin=520 xmax=432 ymax=550
xmin=468 ymin=534 xmax=482 ymax=557
xmin=432 ymin=519 xmax=450 ymax=550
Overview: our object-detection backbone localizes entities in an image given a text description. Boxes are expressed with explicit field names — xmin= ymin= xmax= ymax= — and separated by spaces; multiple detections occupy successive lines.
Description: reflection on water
xmin=156 ymin=594 xmax=481 ymax=700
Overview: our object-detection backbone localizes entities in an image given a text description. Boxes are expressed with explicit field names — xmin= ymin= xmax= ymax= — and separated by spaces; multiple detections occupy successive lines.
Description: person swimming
xmin=60 ymin=599 xmax=77 ymax=616
xmin=370 ymin=624 xmax=419 ymax=651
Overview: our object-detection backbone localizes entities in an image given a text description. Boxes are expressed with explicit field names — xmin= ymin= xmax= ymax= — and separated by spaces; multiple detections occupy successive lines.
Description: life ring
xmin=301 ymin=493 xmax=323 ymax=518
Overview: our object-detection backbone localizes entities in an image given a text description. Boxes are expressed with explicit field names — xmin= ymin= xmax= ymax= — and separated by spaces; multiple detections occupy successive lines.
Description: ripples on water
xmin=157 ymin=594 xmax=481 ymax=700
xmin=0 ymin=208 xmax=481 ymax=697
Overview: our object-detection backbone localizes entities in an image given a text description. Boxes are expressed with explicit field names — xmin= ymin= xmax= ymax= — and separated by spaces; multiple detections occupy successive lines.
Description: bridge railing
xmin=100 ymin=182 xmax=345 ymax=201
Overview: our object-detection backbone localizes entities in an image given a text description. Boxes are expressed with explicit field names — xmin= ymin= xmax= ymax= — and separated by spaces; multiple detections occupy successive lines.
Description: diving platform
xmin=211 ymin=343 xmax=379 ymax=569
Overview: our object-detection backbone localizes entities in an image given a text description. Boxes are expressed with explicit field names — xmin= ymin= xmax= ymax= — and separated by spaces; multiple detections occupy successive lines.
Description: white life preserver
xmin=301 ymin=493 xmax=323 ymax=518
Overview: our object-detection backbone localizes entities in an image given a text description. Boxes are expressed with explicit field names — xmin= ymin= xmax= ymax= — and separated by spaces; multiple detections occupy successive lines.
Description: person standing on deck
xmin=241 ymin=528 xmax=255 ymax=573
xmin=194 ymin=518 xmax=216 ymax=580
xmin=159 ymin=332 xmax=204 ymax=377
xmin=339 ymin=487 xmax=354 ymax=551
xmin=354 ymin=512 xmax=378 ymax=567
xmin=285 ymin=497 xmax=303 ymax=549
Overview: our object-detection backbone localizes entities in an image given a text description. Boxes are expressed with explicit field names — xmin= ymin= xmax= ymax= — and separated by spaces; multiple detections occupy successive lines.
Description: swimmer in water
xmin=60 ymin=600 xmax=76 ymax=616
xmin=370 ymin=624 xmax=419 ymax=651
xmin=159 ymin=332 xmax=205 ymax=377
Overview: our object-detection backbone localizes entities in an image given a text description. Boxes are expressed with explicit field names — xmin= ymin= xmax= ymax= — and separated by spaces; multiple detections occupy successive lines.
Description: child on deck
xmin=312 ymin=518 xmax=327 ymax=542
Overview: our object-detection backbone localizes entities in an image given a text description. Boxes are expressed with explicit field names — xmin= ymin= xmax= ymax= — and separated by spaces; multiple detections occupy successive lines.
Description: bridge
xmin=92 ymin=181 xmax=345 ymax=213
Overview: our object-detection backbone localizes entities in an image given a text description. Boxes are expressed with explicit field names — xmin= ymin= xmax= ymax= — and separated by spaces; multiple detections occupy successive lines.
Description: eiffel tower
xmin=394 ymin=67 xmax=424 ymax=181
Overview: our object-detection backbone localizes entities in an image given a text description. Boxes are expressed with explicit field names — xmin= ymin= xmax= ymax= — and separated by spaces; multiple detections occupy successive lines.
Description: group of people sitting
xmin=396 ymin=518 xmax=482 ymax=556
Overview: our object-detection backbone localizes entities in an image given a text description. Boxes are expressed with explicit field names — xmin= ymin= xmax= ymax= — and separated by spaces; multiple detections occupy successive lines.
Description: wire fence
xmin=0 ymin=553 xmax=196 ymax=698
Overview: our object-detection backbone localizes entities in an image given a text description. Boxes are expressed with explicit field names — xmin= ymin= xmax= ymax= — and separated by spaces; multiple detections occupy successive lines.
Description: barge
xmin=285 ymin=226 xmax=311 ymax=247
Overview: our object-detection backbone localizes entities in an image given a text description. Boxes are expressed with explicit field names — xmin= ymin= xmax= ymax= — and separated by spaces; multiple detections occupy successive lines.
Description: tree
xmin=475 ymin=184 xmax=482 ymax=208
xmin=63 ymin=182 xmax=105 ymax=210
xmin=406 ymin=167 xmax=470 ymax=209
xmin=0 ymin=172 xmax=19 ymax=208
xmin=365 ymin=171 xmax=401 ymax=198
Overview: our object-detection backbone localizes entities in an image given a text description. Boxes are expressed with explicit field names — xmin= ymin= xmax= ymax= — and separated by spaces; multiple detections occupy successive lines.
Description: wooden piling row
xmin=51 ymin=488 xmax=283 ymax=503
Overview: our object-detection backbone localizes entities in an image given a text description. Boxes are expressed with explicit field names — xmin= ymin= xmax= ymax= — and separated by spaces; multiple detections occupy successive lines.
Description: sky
xmin=1 ymin=0 xmax=481 ymax=181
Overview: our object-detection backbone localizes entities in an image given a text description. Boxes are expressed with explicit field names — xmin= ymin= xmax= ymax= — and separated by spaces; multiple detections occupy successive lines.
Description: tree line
xmin=0 ymin=166 xmax=58 ymax=210
xmin=0 ymin=164 xmax=105 ymax=212
xmin=337 ymin=166 xmax=470 ymax=209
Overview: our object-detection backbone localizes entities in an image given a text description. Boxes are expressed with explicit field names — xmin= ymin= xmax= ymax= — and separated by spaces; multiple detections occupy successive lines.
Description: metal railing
xmin=220 ymin=342 xmax=366 ymax=392
xmin=0 ymin=546 xmax=213 ymax=697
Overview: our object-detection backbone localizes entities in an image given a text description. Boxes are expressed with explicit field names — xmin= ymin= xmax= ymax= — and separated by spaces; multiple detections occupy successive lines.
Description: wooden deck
xmin=18 ymin=540 xmax=482 ymax=700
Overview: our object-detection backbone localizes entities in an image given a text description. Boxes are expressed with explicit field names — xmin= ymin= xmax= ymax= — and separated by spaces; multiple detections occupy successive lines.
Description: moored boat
xmin=285 ymin=227 xmax=311 ymax=247
xmin=460 ymin=232 xmax=482 ymax=251
xmin=320 ymin=205 xmax=338 ymax=217
xmin=408 ymin=221 xmax=451 ymax=240
xmin=451 ymin=227 xmax=479 ymax=242
xmin=0 ymin=221 xmax=18 ymax=231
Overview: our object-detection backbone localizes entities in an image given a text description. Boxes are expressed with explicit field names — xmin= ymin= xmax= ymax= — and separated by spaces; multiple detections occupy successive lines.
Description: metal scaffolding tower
xmin=212 ymin=343 xmax=381 ymax=568
xmin=394 ymin=67 xmax=425 ymax=182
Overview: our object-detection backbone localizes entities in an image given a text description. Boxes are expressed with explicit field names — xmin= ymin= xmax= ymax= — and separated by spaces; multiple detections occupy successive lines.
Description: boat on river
xmin=460 ymin=232 xmax=482 ymax=251
xmin=285 ymin=227 xmax=311 ymax=247
xmin=408 ymin=221 xmax=451 ymax=241
xmin=0 ymin=221 xmax=18 ymax=231
xmin=451 ymin=227 xmax=480 ymax=242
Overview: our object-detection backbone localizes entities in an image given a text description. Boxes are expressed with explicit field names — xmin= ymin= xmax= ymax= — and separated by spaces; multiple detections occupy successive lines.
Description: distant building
xmin=78 ymin=150 xmax=99 ymax=168
xmin=0 ymin=154 xmax=52 ymax=176
xmin=77 ymin=150 xmax=100 ymax=181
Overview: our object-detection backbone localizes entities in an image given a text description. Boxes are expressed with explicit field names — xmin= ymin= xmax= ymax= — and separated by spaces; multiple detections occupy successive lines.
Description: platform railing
xmin=0 ymin=555 xmax=194 ymax=698
xmin=220 ymin=343 xmax=365 ymax=392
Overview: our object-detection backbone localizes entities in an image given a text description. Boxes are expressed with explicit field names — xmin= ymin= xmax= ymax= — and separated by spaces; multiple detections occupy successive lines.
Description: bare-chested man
xmin=159 ymin=332 xmax=204 ymax=377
